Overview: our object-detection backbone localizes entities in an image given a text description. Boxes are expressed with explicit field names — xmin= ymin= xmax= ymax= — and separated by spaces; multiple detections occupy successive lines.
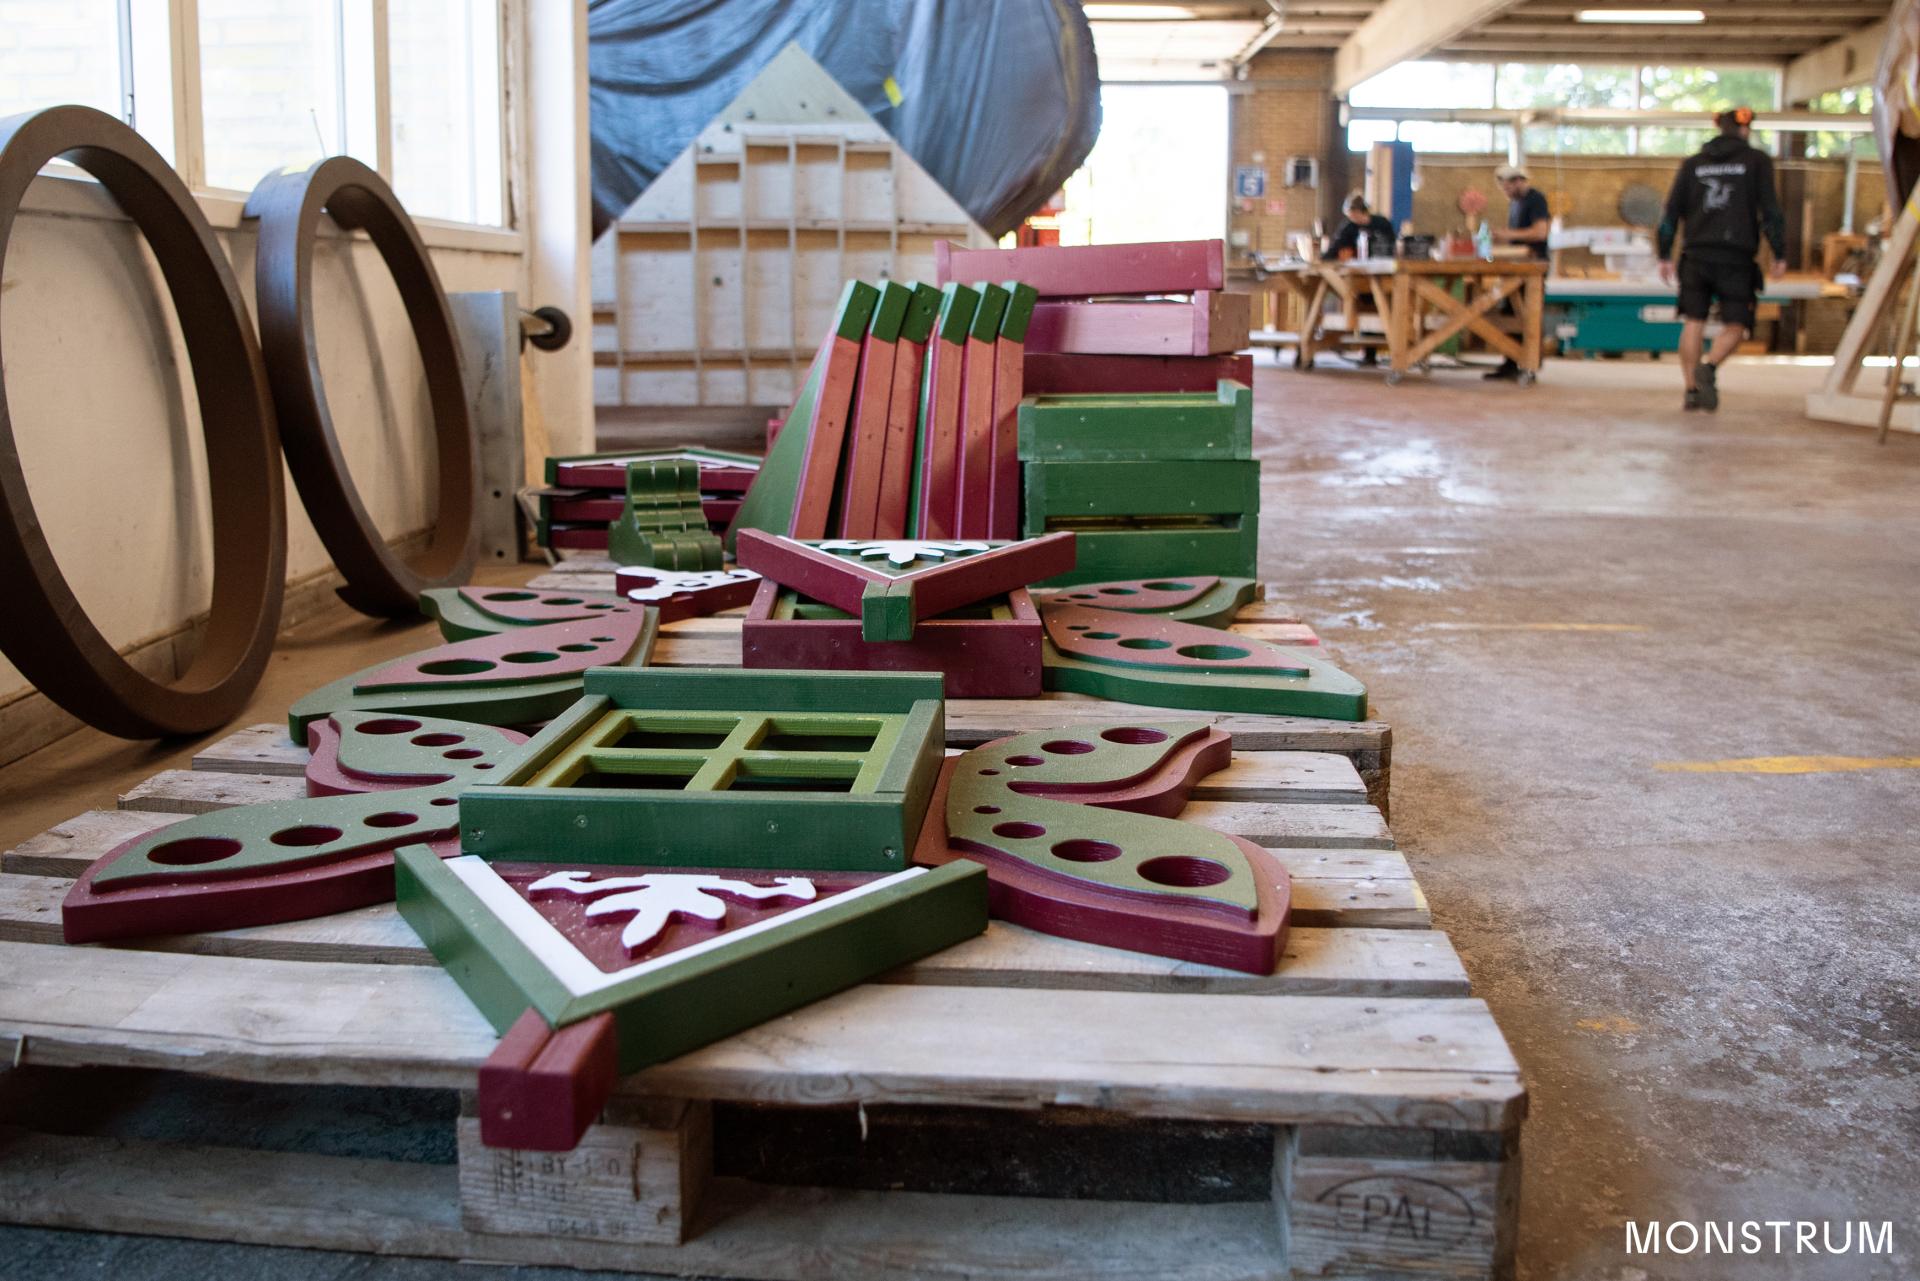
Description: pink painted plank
xmin=874 ymin=334 xmax=928 ymax=539
xmin=934 ymin=239 xmax=1224 ymax=297
xmin=987 ymin=283 xmax=1036 ymax=542
xmin=1024 ymin=292 xmax=1251 ymax=357
xmin=791 ymin=331 xmax=865 ymax=538
xmin=954 ymin=285 xmax=1009 ymax=540
xmin=1021 ymin=352 xmax=1254 ymax=395
xmin=835 ymin=331 xmax=899 ymax=538
xmin=916 ymin=326 xmax=967 ymax=538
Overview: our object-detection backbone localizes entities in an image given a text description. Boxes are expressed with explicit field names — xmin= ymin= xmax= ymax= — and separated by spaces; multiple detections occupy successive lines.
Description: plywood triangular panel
xmin=593 ymin=44 xmax=994 ymax=410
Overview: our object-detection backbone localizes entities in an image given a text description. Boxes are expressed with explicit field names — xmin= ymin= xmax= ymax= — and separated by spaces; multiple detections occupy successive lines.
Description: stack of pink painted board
xmin=727 ymin=276 xmax=1041 ymax=545
xmin=934 ymin=239 xmax=1253 ymax=396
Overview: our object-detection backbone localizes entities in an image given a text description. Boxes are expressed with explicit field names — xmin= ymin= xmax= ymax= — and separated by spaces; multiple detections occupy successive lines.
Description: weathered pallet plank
xmin=0 ymin=1127 xmax=1292 ymax=1281
xmin=0 ymin=872 xmax=1453 ymax=992
xmin=0 ymin=940 xmax=1521 ymax=1127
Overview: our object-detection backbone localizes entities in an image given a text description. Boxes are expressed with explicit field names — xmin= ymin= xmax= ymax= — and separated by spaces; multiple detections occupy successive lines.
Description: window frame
xmin=19 ymin=0 xmax=523 ymax=254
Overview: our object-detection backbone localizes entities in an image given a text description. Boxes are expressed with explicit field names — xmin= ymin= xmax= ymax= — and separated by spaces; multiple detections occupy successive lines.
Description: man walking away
xmin=1657 ymin=107 xmax=1788 ymax=412
xmin=1485 ymin=163 xmax=1551 ymax=381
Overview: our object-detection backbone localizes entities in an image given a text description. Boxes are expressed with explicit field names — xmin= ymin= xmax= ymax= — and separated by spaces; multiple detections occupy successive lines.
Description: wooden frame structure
xmin=1269 ymin=259 xmax=1547 ymax=385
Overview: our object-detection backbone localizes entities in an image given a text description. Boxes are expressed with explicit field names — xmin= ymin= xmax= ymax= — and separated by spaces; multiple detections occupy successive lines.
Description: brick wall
xmin=1228 ymin=51 xmax=1343 ymax=258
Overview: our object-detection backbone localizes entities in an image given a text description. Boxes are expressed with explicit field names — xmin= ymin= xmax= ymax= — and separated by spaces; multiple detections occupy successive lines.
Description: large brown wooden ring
xmin=247 ymin=157 xmax=478 ymax=618
xmin=0 ymin=106 xmax=286 ymax=738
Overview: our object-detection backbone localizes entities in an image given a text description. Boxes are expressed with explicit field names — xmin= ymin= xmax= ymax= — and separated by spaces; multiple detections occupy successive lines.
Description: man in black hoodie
xmin=1656 ymin=107 xmax=1788 ymax=411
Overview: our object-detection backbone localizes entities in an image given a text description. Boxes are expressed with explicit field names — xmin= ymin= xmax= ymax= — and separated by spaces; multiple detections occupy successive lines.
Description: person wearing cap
xmin=1484 ymin=164 xmax=1551 ymax=380
xmin=1656 ymin=107 xmax=1788 ymax=411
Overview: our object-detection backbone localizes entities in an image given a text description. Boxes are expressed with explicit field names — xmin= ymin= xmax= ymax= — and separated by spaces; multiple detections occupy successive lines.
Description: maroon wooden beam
xmin=1021 ymin=351 xmax=1254 ymax=395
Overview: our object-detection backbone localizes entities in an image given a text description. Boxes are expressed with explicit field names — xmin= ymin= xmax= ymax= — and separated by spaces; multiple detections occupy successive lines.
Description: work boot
xmin=1683 ymin=388 xmax=1702 ymax=412
xmin=1483 ymin=359 xmax=1520 ymax=381
xmin=1696 ymin=362 xmax=1719 ymax=411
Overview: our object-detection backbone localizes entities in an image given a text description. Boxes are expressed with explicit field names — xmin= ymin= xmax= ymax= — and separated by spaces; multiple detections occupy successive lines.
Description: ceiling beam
xmin=1782 ymin=20 xmax=1885 ymax=103
xmin=1332 ymin=0 xmax=1529 ymax=94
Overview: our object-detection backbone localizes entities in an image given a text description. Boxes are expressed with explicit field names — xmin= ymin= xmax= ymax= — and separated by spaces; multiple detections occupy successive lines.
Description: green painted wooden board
xmin=1028 ymin=522 xmax=1258 ymax=587
xmin=1024 ymin=459 xmax=1259 ymax=524
xmin=1017 ymin=380 xmax=1251 ymax=462
xmin=396 ymin=848 xmax=988 ymax=1074
xmin=419 ymin=586 xmax=639 ymax=642
xmin=456 ymin=668 xmax=947 ymax=873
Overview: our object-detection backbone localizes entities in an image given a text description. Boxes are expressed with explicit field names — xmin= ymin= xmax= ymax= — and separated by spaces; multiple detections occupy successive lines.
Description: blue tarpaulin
xmin=587 ymin=0 xmax=1099 ymax=238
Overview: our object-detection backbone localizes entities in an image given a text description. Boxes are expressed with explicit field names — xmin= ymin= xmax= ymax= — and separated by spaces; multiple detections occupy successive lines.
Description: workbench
xmin=1545 ymin=275 xmax=1842 ymax=355
xmin=1264 ymin=258 xmax=1549 ymax=385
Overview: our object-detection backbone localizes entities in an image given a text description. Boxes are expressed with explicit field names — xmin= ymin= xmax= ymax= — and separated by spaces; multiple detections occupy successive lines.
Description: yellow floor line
xmin=1427 ymin=623 xmax=1648 ymax=632
xmin=1656 ymin=755 xmax=1920 ymax=775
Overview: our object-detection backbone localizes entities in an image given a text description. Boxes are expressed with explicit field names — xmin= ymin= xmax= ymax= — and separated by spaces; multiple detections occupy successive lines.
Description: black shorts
xmin=1677 ymin=255 xmax=1759 ymax=329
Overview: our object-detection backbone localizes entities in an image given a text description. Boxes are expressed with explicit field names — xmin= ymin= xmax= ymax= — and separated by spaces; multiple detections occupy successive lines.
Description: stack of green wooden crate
xmin=1018 ymin=379 xmax=1256 ymax=586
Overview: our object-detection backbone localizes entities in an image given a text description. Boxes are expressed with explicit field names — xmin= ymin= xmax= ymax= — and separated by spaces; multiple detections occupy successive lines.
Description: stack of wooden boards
xmin=729 ymin=239 xmax=1257 ymax=589
xmin=531 ymin=448 xmax=760 ymax=555
xmin=1020 ymin=379 xmax=1256 ymax=585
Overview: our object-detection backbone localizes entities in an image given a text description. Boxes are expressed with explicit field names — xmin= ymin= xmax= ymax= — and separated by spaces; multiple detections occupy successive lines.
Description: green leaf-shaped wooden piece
xmin=421 ymin=586 xmax=639 ymax=641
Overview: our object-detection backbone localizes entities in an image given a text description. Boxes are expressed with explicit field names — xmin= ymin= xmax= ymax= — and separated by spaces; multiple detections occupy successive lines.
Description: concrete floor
xmin=2 ymin=353 xmax=1916 ymax=1278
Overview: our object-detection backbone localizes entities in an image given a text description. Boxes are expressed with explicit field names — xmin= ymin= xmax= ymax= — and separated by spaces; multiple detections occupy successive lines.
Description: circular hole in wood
xmin=1041 ymin=740 xmax=1095 ymax=755
xmin=430 ymin=797 xmax=457 ymax=807
xmin=992 ymin=821 xmax=1046 ymax=840
xmin=540 ymin=597 xmax=582 ymax=606
xmin=559 ymin=643 xmax=597 ymax=652
xmin=1142 ymin=581 xmax=1194 ymax=591
xmin=590 ymin=636 xmax=616 ymax=643
xmin=501 ymin=651 xmax=558 ymax=664
xmin=1052 ymin=839 xmax=1121 ymax=863
xmin=1176 ymin=643 xmax=1250 ymax=661
xmin=1067 ymin=624 xmax=1089 ymax=631
xmin=1005 ymin=754 xmax=1046 ymax=767
xmin=1098 ymin=587 xmax=1139 ymax=595
xmin=443 ymin=748 xmax=484 ymax=760
xmin=1138 ymin=855 xmax=1230 ymax=887
xmin=1083 ymin=631 xmax=1120 ymax=640
xmin=973 ymin=805 xmax=1001 ymax=815
xmin=269 ymin=825 xmax=342 ymax=847
xmin=148 ymin=836 xmax=243 ymax=866
xmin=482 ymin=591 xmax=536 ymax=602
xmin=357 ymin=718 xmax=421 ymax=735
xmin=474 ymin=763 xmax=494 ymax=770
xmin=1100 ymin=727 xmax=1169 ymax=745
xmin=586 ymin=603 xmax=619 ymax=610
xmin=364 ymin=811 xmax=417 ymax=828
xmin=978 ymin=768 xmax=1000 ymax=776
xmin=410 ymin=732 xmax=465 ymax=747
xmin=1068 ymin=592 xmax=1096 ymax=599
xmin=1117 ymin=637 xmax=1171 ymax=651
xmin=419 ymin=658 xmax=495 ymax=676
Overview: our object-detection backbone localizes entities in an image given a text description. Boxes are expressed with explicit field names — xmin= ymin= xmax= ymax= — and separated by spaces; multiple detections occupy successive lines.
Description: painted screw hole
xmin=1052 ymin=839 xmax=1121 ymax=863
xmin=430 ymin=797 xmax=458 ymax=807
xmin=559 ymin=643 xmax=597 ymax=653
xmin=502 ymin=650 xmax=558 ymax=664
xmin=411 ymin=732 xmax=464 ymax=747
xmin=1083 ymin=631 xmax=1120 ymax=640
xmin=1117 ymin=637 xmax=1171 ymax=651
xmin=1138 ymin=855 xmax=1230 ymax=887
xmin=420 ymin=658 xmax=495 ymax=676
xmin=1176 ymin=643 xmax=1249 ymax=661
xmin=364 ymin=812 xmax=417 ymax=828
xmin=540 ymin=597 xmax=582 ymax=606
xmin=358 ymin=718 xmax=421 ymax=735
xmin=992 ymin=821 xmax=1046 ymax=840
xmin=148 ymin=836 xmax=242 ymax=866
xmin=1098 ymin=587 xmax=1139 ymax=596
xmin=1100 ymin=726 xmax=1169 ymax=745
xmin=1041 ymin=740 xmax=1095 ymax=755
xmin=978 ymin=768 xmax=1000 ymax=776
xmin=590 ymin=636 xmax=616 ymax=643
xmin=269 ymin=825 xmax=342 ymax=848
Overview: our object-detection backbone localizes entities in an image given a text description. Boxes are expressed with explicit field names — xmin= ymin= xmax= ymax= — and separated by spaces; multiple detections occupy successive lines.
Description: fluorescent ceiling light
xmin=1086 ymin=4 xmax=1199 ymax=19
xmin=1575 ymin=8 xmax=1707 ymax=21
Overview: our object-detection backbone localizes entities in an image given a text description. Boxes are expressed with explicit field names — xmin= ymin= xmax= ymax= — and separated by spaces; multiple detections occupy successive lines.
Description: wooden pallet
xmin=523 ymin=561 xmax=1394 ymax=813
xmin=0 ymin=732 xmax=1519 ymax=1280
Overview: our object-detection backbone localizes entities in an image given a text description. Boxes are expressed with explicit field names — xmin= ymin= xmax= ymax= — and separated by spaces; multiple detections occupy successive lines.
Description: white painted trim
xmin=445 ymin=856 xmax=929 ymax=997
xmin=18 ymin=172 xmax=524 ymax=256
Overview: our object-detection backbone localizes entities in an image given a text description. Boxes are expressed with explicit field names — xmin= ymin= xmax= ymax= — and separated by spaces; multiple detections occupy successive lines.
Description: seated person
xmin=1325 ymin=195 xmax=1396 ymax=365
xmin=1327 ymin=195 xmax=1394 ymax=261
